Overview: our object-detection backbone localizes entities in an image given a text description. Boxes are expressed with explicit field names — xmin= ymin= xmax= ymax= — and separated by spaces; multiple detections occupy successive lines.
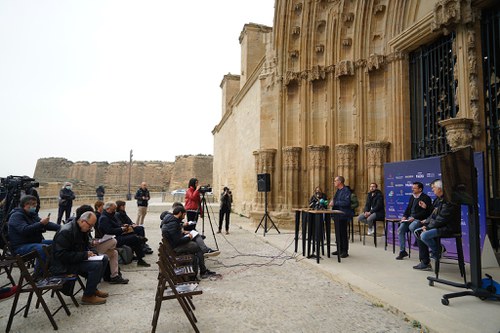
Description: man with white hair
xmin=412 ymin=179 xmax=460 ymax=271
xmin=50 ymin=211 xmax=109 ymax=305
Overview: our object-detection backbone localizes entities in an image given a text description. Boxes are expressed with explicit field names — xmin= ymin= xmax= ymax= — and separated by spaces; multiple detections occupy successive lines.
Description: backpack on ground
xmin=117 ymin=245 xmax=133 ymax=265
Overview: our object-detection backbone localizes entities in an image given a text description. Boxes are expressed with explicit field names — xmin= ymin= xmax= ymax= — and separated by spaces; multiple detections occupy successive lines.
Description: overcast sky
xmin=0 ymin=0 xmax=274 ymax=177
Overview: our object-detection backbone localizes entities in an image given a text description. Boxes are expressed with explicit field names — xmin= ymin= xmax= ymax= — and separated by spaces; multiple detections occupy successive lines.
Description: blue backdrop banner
xmin=384 ymin=153 xmax=486 ymax=262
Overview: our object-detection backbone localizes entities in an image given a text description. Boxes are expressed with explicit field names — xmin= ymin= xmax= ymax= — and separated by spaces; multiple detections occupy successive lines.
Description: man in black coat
xmin=57 ymin=182 xmax=75 ymax=225
xmin=161 ymin=206 xmax=216 ymax=279
xmin=98 ymin=202 xmax=150 ymax=267
xmin=396 ymin=181 xmax=433 ymax=260
xmin=413 ymin=179 xmax=460 ymax=270
xmin=50 ymin=211 xmax=109 ymax=305
xmin=357 ymin=183 xmax=385 ymax=236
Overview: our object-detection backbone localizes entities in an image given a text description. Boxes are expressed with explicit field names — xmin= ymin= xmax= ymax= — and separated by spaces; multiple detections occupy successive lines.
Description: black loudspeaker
xmin=257 ymin=173 xmax=271 ymax=192
xmin=440 ymin=147 xmax=477 ymax=205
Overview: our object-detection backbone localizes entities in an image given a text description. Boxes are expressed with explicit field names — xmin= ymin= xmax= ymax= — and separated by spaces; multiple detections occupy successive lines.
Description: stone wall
xmin=33 ymin=155 xmax=213 ymax=196
xmin=213 ymin=0 xmax=495 ymax=226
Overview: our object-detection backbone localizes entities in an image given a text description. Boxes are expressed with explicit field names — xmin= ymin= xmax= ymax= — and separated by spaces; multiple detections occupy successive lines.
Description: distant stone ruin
xmin=33 ymin=155 xmax=213 ymax=196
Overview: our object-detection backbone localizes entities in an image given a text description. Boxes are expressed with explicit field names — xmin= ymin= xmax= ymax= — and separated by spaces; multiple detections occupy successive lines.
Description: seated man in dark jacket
xmin=412 ymin=179 xmax=460 ymax=271
xmin=98 ymin=202 xmax=150 ymax=267
xmin=162 ymin=206 xmax=216 ymax=279
xmin=50 ymin=211 xmax=109 ymax=305
xmin=396 ymin=181 xmax=433 ymax=260
xmin=8 ymin=195 xmax=60 ymax=266
xmin=357 ymin=183 xmax=385 ymax=235
xmin=114 ymin=200 xmax=153 ymax=254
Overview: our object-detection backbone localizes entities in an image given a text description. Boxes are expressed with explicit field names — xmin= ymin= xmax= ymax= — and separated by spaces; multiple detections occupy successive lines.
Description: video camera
xmin=199 ymin=185 xmax=212 ymax=194
xmin=1 ymin=175 xmax=39 ymax=191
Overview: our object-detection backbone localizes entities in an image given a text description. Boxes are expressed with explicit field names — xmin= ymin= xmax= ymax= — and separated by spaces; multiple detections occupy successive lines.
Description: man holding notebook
xmin=50 ymin=211 xmax=109 ymax=305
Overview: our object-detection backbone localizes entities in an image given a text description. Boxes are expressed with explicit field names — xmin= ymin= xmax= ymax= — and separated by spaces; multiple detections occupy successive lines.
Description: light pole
xmin=127 ymin=149 xmax=133 ymax=200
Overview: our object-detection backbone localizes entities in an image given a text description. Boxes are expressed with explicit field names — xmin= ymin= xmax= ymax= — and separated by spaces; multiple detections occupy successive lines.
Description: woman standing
xmin=185 ymin=178 xmax=201 ymax=222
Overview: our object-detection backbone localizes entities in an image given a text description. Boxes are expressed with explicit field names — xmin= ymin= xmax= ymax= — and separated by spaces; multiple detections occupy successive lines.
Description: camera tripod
xmin=199 ymin=193 xmax=219 ymax=251
xmin=255 ymin=190 xmax=280 ymax=236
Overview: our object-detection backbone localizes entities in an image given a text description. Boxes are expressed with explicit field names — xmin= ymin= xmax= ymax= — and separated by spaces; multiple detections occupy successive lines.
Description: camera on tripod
xmin=199 ymin=185 xmax=212 ymax=194
xmin=1 ymin=175 xmax=39 ymax=191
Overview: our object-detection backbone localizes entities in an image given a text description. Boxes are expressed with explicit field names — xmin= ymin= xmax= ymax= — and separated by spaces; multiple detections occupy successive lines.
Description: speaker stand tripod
xmin=200 ymin=193 xmax=219 ymax=251
xmin=255 ymin=190 xmax=280 ymax=236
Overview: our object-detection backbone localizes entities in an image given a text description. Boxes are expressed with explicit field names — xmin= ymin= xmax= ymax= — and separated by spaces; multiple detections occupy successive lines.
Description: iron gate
xmin=409 ymin=34 xmax=458 ymax=159
xmin=482 ymin=7 xmax=500 ymax=213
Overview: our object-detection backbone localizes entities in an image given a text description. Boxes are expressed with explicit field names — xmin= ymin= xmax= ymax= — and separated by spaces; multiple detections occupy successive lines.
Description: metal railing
xmin=39 ymin=192 xmax=217 ymax=209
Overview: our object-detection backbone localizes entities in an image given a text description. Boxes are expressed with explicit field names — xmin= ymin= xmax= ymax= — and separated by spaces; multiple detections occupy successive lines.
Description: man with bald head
xmin=50 ymin=211 xmax=110 ymax=305
xmin=135 ymin=181 xmax=150 ymax=225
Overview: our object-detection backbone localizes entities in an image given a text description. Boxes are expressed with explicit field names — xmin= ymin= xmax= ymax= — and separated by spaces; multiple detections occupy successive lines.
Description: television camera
xmin=199 ymin=185 xmax=212 ymax=194
xmin=1 ymin=175 xmax=39 ymax=221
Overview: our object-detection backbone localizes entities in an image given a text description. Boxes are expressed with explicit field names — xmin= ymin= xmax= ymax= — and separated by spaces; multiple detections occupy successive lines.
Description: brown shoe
xmin=94 ymin=289 xmax=109 ymax=298
xmin=81 ymin=294 xmax=106 ymax=305
xmin=225 ymin=231 xmax=229 ymax=235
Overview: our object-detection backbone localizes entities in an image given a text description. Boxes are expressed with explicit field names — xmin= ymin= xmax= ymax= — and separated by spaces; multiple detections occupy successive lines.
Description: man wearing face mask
xmin=8 ymin=195 xmax=60 ymax=265
xmin=57 ymin=181 xmax=76 ymax=225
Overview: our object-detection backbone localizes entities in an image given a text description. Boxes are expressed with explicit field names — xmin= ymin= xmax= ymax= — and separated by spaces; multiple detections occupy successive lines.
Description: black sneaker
xmin=413 ymin=262 xmax=432 ymax=271
xmin=109 ymin=275 xmax=129 ymax=284
xmin=396 ymin=250 xmax=408 ymax=260
xmin=200 ymin=270 xmax=217 ymax=279
xmin=340 ymin=252 xmax=349 ymax=258
xmin=137 ymin=259 xmax=151 ymax=267
xmin=331 ymin=251 xmax=339 ymax=255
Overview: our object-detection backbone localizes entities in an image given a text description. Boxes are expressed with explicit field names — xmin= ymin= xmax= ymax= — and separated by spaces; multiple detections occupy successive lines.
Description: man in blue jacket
xmin=330 ymin=176 xmax=352 ymax=258
xmin=8 ymin=195 xmax=59 ymax=266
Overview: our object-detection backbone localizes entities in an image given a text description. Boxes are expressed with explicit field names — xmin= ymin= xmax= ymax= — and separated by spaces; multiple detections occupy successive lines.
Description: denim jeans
xmin=14 ymin=240 xmax=53 ymax=269
xmin=78 ymin=255 xmax=108 ymax=296
xmin=420 ymin=228 xmax=440 ymax=259
xmin=397 ymin=220 xmax=422 ymax=252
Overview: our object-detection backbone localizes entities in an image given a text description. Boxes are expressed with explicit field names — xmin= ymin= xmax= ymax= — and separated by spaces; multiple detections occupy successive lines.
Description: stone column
xmin=335 ymin=143 xmax=358 ymax=188
xmin=307 ymin=145 xmax=329 ymax=194
xmin=439 ymin=118 xmax=474 ymax=151
xmin=282 ymin=146 xmax=302 ymax=209
xmin=365 ymin=141 xmax=390 ymax=189
xmin=253 ymin=149 xmax=277 ymax=210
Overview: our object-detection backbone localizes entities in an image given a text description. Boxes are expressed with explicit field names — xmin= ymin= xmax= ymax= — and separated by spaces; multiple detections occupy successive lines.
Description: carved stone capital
xmin=365 ymin=141 xmax=390 ymax=167
xmin=335 ymin=143 xmax=358 ymax=166
xmin=282 ymin=146 xmax=302 ymax=170
xmin=307 ymin=145 xmax=328 ymax=168
xmin=431 ymin=0 xmax=475 ymax=33
xmin=366 ymin=54 xmax=385 ymax=72
xmin=334 ymin=60 xmax=354 ymax=78
xmin=254 ymin=149 xmax=277 ymax=173
xmin=309 ymin=65 xmax=326 ymax=81
xmin=439 ymin=117 xmax=474 ymax=151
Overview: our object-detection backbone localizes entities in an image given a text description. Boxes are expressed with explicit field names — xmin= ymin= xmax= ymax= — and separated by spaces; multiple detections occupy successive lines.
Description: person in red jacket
xmin=184 ymin=178 xmax=202 ymax=222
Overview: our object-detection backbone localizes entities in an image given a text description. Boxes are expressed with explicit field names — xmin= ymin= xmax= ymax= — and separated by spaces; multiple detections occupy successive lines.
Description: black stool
xmin=348 ymin=217 xmax=362 ymax=242
xmin=434 ymin=234 xmax=467 ymax=285
xmin=362 ymin=220 xmax=384 ymax=247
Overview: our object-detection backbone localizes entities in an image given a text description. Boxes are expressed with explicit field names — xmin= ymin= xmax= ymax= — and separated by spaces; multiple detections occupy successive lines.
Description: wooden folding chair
xmin=41 ymin=245 xmax=85 ymax=308
xmin=6 ymin=250 xmax=71 ymax=332
xmin=158 ymin=241 xmax=195 ymax=279
xmin=161 ymin=237 xmax=194 ymax=265
xmin=152 ymin=243 xmax=203 ymax=333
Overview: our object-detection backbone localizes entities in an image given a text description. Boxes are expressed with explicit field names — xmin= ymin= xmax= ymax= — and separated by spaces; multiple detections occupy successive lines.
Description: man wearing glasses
xmin=50 ymin=211 xmax=110 ymax=305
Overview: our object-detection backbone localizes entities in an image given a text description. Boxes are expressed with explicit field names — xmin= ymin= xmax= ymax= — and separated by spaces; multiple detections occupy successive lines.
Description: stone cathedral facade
xmin=213 ymin=0 xmax=500 ymax=226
